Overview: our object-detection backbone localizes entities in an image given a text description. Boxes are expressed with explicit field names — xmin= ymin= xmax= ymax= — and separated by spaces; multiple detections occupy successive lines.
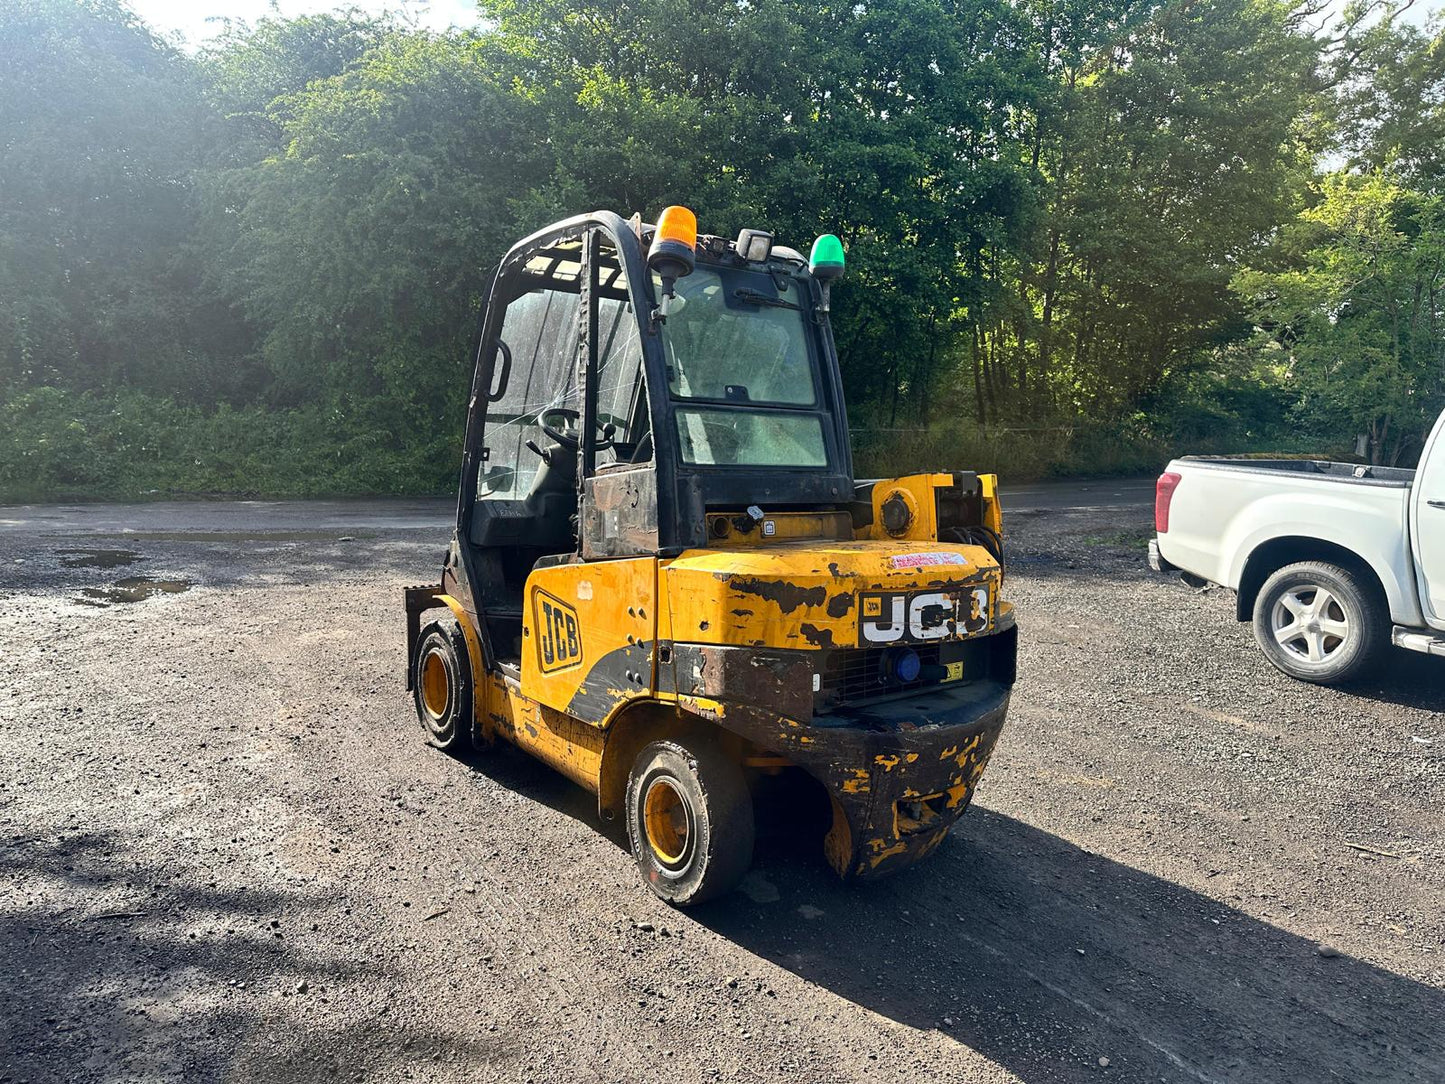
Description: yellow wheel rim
xmin=420 ymin=650 xmax=450 ymax=719
xmin=643 ymin=778 xmax=691 ymax=867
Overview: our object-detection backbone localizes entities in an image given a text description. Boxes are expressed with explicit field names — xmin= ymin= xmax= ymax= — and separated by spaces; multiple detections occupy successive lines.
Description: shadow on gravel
xmin=462 ymin=742 xmax=613 ymax=836
xmin=0 ymin=831 xmax=494 ymax=1083
xmin=697 ymin=807 xmax=1445 ymax=1084
xmin=1343 ymin=650 xmax=1445 ymax=713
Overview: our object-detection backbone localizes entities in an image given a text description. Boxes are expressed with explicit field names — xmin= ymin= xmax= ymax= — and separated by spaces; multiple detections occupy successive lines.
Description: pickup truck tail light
xmin=1155 ymin=472 xmax=1182 ymax=533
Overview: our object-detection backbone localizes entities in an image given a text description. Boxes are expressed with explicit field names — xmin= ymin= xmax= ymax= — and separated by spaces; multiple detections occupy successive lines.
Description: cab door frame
xmin=453 ymin=212 xmax=657 ymax=669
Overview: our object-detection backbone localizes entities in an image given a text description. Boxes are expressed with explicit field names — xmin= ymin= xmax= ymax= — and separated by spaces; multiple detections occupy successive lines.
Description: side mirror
xmin=648 ymin=205 xmax=697 ymax=323
xmin=809 ymin=234 xmax=845 ymax=313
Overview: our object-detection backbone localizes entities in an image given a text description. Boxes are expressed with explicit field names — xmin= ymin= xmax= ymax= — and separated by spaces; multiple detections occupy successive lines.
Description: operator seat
xmin=520 ymin=437 xmax=579 ymax=551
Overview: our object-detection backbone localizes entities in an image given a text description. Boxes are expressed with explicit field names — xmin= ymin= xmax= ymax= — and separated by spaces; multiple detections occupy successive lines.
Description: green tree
xmin=1328 ymin=3 xmax=1445 ymax=189
xmin=204 ymin=29 xmax=547 ymax=447
xmin=0 ymin=0 xmax=210 ymax=398
xmin=483 ymin=0 xmax=1043 ymax=420
xmin=972 ymin=0 xmax=1323 ymax=426
xmin=1233 ymin=171 xmax=1445 ymax=464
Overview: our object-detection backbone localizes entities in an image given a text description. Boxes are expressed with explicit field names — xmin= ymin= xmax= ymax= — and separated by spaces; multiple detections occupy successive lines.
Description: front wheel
xmin=1252 ymin=561 xmax=1387 ymax=685
xmin=625 ymin=739 xmax=753 ymax=906
xmin=413 ymin=619 xmax=474 ymax=752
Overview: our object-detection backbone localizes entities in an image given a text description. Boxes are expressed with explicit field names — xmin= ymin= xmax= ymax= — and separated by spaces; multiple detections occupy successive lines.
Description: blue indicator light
xmin=892 ymin=648 xmax=922 ymax=683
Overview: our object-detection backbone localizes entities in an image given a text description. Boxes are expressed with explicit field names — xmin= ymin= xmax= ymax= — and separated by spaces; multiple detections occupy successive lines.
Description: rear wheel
xmin=413 ymin=619 xmax=474 ymax=752
xmin=625 ymin=739 xmax=753 ymax=906
xmin=1252 ymin=561 xmax=1387 ymax=685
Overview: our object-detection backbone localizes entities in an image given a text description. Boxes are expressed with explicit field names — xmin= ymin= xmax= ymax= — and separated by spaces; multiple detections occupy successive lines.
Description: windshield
xmin=658 ymin=267 xmax=815 ymax=405
xmin=657 ymin=265 xmax=828 ymax=467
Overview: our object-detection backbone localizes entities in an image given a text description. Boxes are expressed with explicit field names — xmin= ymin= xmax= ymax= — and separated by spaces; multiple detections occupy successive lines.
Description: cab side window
xmin=479 ymin=287 xmax=580 ymax=500
xmin=594 ymin=287 xmax=650 ymax=468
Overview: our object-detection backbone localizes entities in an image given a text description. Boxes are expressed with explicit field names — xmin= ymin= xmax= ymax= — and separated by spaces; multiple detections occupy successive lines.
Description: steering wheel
xmin=540 ymin=407 xmax=582 ymax=450
xmin=539 ymin=407 xmax=616 ymax=452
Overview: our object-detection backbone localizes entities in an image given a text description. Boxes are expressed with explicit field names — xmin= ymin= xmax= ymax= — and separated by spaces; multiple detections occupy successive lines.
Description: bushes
xmin=0 ymin=384 xmax=1371 ymax=504
xmin=851 ymin=414 xmax=1170 ymax=483
xmin=0 ymin=388 xmax=462 ymax=502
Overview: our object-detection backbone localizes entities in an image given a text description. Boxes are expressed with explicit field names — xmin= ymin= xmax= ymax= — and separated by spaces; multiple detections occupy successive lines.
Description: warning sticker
xmin=889 ymin=552 xmax=968 ymax=569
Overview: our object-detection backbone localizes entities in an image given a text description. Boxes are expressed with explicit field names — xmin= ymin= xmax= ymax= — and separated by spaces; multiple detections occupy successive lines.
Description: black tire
xmin=412 ymin=619 xmax=474 ymax=752
xmin=625 ymin=739 xmax=753 ymax=906
xmin=1252 ymin=561 xmax=1388 ymax=685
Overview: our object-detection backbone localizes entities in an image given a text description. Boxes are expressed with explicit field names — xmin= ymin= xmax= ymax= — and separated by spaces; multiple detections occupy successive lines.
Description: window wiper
xmin=733 ymin=288 xmax=801 ymax=311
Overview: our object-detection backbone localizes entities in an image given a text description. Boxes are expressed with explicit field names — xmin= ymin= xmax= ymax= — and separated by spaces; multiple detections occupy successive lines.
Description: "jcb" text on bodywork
xmin=859 ymin=587 xmax=990 ymax=645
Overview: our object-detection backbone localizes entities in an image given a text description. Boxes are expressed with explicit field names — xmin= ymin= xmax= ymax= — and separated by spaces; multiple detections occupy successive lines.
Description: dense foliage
xmin=1 ymin=0 xmax=1441 ymax=499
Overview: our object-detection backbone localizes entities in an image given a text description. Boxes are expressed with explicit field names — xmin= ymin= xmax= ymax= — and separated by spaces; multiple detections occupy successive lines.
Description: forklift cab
xmin=453 ymin=210 xmax=854 ymax=668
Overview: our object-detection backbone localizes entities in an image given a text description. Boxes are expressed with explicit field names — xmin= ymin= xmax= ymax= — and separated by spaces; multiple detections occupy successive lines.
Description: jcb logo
xmin=860 ymin=587 xmax=990 ymax=645
xmin=535 ymin=590 xmax=583 ymax=672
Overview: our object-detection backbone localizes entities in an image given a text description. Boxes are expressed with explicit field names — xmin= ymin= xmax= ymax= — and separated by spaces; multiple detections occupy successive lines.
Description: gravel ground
xmin=1 ymin=499 xmax=1441 ymax=1084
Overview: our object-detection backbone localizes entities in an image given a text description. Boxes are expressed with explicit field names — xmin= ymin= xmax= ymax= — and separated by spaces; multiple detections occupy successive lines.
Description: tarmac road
xmin=1 ymin=488 xmax=1441 ymax=1084
xmin=0 ymin=477 xmax=1160 ymax=536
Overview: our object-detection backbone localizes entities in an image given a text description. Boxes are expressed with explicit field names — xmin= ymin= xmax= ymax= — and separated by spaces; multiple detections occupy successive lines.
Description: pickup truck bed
xmin=1176 ymin=457 xmax=1416 ymax=485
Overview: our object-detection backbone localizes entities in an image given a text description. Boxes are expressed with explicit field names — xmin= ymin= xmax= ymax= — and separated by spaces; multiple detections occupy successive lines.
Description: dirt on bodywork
xmin=0 ymin=498 xmax=1441 ymax=1084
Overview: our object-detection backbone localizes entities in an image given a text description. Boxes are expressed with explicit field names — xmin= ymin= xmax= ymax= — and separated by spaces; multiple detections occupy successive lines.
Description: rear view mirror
xmin=478 ymin=463 xmax=515 ymax=495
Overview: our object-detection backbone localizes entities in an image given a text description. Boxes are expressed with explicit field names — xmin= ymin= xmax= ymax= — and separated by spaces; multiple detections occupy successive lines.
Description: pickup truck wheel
xmin=1253 ymin=562 xmax=1387 ymax=685
xmin=625 ymin=739 xmax=753 ymax=906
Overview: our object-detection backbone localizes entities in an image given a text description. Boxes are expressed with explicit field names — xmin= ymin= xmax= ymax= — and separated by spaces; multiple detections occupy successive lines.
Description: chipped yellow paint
xmin=953 ymin=733 xmax=982 ymax=769
xmin=944 ymin=782 xmax=972 ymax=810
xmin=678 ymin=694 xmax=726 ymax=719
xmin=425 ymin=467 xmax=1011 ymax=889
xmin=663 ymin=534 xmax=1003 ymax=653
xmin=916 ymin=831 xmax=947 ymax=858
xmin=868 ymin=841 xmax=909 ymax=867
xmin=487 ymin=678 xmax=605 ymax=791
xmin=823 ymin=798 xmax=853 ymax=877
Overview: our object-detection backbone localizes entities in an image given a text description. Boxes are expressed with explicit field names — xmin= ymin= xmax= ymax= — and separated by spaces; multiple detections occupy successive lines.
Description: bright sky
xmin=130 ymin=0 xmax=1436 ymax=50
xmin=129 ymin=0 xmax=484 ymax=47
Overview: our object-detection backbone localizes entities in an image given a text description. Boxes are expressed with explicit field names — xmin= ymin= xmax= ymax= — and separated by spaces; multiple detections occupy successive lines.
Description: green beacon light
xmin=809 ymin=234 xmax=845 ymax=312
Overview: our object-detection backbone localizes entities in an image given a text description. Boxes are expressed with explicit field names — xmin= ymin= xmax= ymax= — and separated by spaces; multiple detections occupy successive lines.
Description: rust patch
xmin=730 ymin=608 xmax=755 ymax=617
xmin=826 ymin=592 xmax=853 ymax=618
xmin=729 ymin=577 xmax=827 ymax=614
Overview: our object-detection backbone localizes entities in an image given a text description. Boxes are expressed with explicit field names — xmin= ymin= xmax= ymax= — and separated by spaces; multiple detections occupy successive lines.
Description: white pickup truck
xmin=1150 ymin=407 xmax=1445 ymax=684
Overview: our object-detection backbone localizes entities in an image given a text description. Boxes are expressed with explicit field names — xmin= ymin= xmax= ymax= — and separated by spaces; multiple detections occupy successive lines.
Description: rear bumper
xmin=810 ymin=682 xmax=1010 ymax=880
xmin=669 ymin=638 xmax=1013 ymax=881
xmin=1148 ymin=538 xmax=1177 ymax=573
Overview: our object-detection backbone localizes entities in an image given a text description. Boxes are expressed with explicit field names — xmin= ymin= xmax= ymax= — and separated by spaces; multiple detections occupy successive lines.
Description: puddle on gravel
xmin=107 ymin=530 xmax=374 ymax=543
xmin=57 ymin=548 xmax=147 ymax=569
xmin=75 ymin=577 xmax=191 ymax=606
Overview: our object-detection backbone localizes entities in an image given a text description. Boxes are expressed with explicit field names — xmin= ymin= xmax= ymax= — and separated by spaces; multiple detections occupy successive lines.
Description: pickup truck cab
xmin=1150 ymin=408 xmax=1445 ymax=684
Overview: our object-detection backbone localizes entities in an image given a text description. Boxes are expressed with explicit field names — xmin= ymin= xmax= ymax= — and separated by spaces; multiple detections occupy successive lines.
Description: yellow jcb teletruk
xmin=405 ymin=207 xmax=1018 ymax=904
